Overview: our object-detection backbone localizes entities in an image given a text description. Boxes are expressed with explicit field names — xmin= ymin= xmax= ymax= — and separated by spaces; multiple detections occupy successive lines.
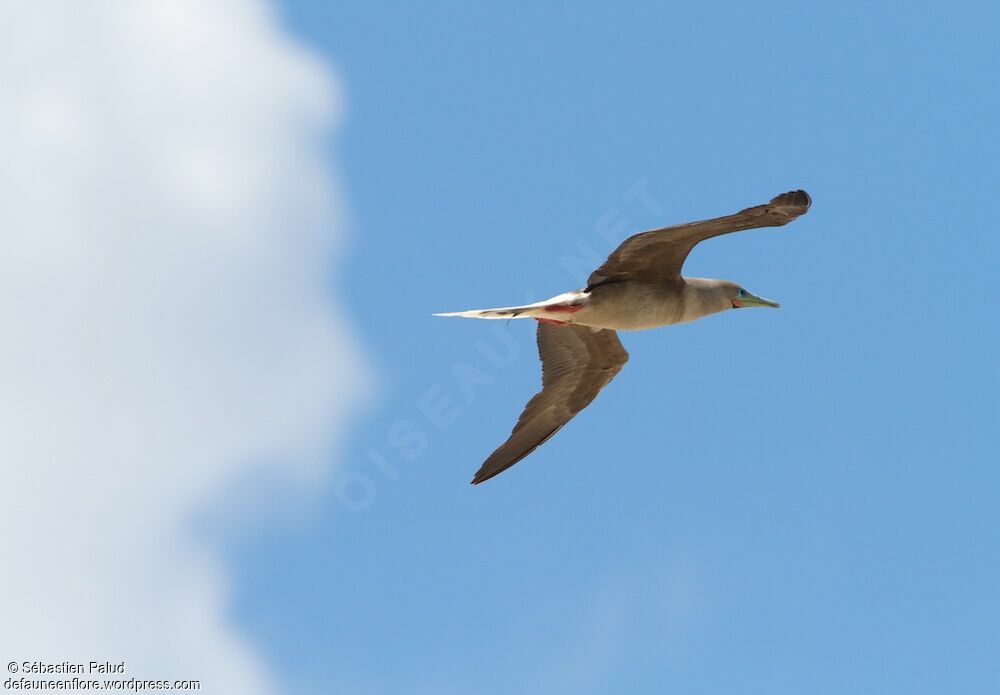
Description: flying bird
xmin=435 ymin=190 xmax=812 ymax=484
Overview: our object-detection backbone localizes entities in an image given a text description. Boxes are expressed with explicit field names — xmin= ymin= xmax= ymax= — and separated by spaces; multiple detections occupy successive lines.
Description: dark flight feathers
xmin=472 ymin=190 xmax=811 ymax=483
xmin=471 ymin=323 xmax=628 ymax=484
xmin=587 ymin=190 xmax=811 ymax=288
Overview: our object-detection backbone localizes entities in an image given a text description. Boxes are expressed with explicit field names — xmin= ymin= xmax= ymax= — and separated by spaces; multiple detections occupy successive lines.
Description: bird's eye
xmin=738 ymin=289 xmax=747 ymax=297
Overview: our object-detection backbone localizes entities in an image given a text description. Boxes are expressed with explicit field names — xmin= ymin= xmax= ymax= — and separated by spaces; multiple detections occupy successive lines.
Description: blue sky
xmin=232 ymin=2 xmax=1000 ymax=693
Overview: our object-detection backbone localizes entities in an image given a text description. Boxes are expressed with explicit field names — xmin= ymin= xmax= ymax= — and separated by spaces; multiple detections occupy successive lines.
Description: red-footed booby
xmin=436 ymin=190 xmax=811 ymax=484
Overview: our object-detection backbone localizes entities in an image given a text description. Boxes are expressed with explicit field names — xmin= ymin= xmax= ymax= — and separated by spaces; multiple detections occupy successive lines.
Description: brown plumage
xmin=437 ymin=190 xmax=812 ymax=484
xmin=471 ymin=323 xmax=629 ymax=484
xmin=587 ymin=190 xmax=811 ymax=288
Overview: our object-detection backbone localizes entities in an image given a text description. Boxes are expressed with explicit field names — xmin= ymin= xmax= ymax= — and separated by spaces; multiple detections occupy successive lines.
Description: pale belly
xmin=537 ymin=282 xmax=690 ymax=331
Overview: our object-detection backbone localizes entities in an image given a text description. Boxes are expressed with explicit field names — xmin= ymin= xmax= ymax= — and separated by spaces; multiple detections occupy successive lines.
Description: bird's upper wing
xmin=471 ymin=322 xmax=629 ymax=485
xmin=587 ymin=190 xmax=811 ymax=288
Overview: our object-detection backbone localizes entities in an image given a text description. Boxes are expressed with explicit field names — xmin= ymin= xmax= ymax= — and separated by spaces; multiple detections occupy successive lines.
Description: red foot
xmin=546 ymin=303 xmax=584 ymax=313
xmin=536 ymin=318 xmax=569 ymax=326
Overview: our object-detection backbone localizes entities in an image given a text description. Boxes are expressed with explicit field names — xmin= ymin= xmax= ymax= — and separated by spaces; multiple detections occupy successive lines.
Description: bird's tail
xmin=434 ymin=291 xmax=587 ymax=320
xmin=432 ymin=304 xmax=540 ymax=320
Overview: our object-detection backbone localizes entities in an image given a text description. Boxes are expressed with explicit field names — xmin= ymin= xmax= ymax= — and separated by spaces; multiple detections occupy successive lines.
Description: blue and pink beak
xmin=732 ymin=288 xmax=781 ymax=309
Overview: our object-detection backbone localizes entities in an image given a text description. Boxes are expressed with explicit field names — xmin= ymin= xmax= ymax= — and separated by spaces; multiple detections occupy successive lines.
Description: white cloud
xmin=0 ymin=1 xmax=367 ymax=691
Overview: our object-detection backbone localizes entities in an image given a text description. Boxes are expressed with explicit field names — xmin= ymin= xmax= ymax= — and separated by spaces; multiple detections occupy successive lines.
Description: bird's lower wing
xmin=587 ymin=190 xmax=811 ymax=288
xmin=471 ymin=323 xmax=629 ymax=485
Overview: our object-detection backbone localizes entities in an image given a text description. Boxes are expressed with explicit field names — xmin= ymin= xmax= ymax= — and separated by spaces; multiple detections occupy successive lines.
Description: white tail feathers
xmin=432 ymin=306 xmax=534 ymax=320
xmin=433 ymin=291 xmax=588 ymax=320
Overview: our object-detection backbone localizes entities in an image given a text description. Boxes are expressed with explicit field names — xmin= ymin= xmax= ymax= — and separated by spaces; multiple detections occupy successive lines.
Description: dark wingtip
xmin=471 ymin=461 xmax=506 ymax=484
xmin=771 ymin=189 xmax=811 ymax=211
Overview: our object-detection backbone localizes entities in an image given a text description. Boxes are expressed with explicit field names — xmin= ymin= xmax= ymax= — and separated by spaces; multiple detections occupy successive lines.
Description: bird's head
xmin=724 ymin=282 xmax=781 ymax=310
